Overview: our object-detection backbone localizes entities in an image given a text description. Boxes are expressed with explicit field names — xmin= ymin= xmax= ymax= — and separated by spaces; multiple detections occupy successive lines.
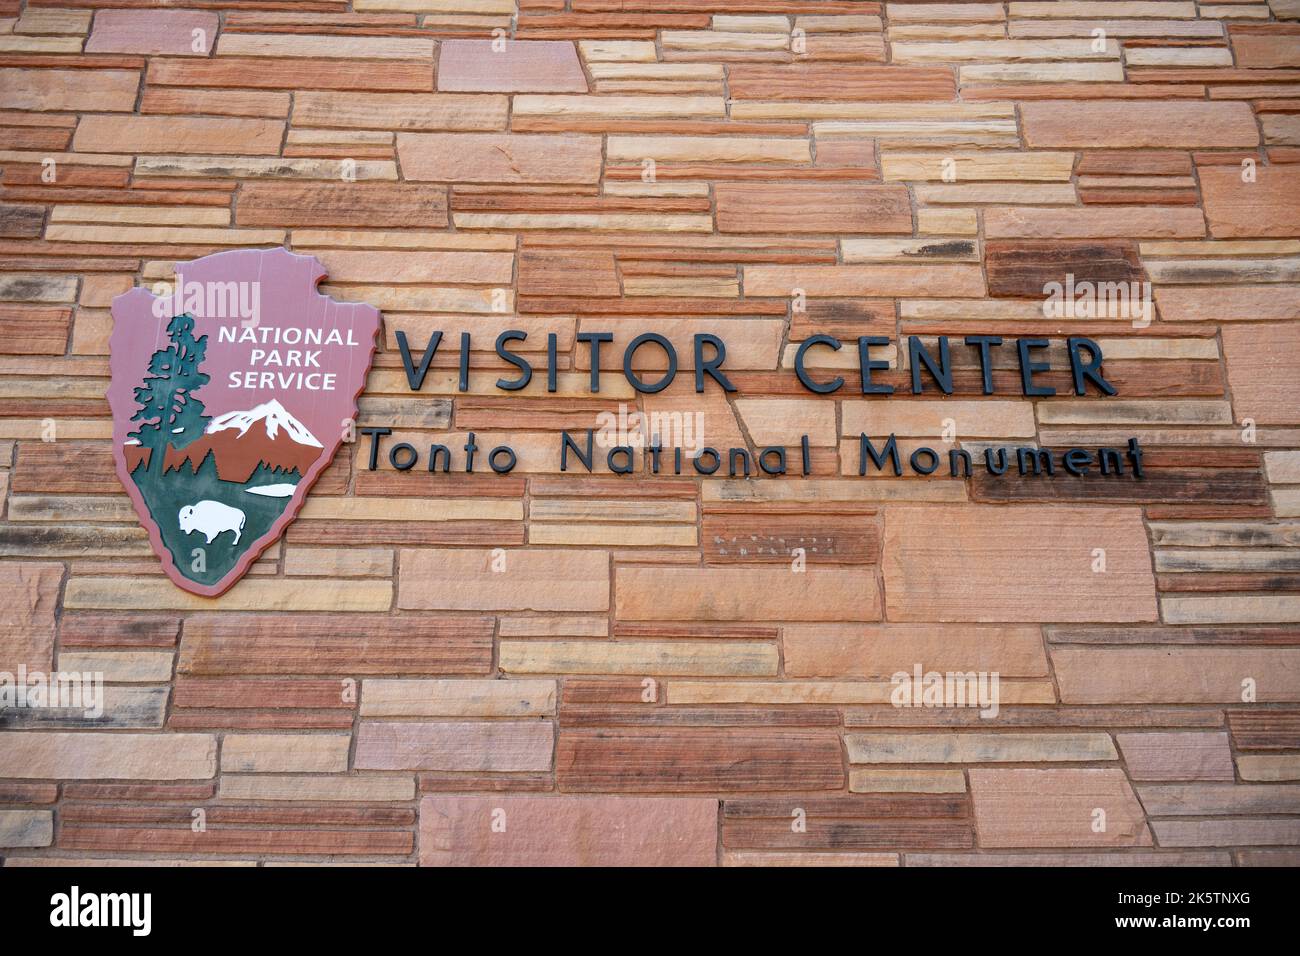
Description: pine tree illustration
xmin=129 ymin=312 xmax=212 ymax=475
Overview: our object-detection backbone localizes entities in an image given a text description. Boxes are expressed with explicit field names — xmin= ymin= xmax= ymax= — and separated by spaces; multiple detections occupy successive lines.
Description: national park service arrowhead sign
xmin=108 ymin=248 xmax=380 ymax=597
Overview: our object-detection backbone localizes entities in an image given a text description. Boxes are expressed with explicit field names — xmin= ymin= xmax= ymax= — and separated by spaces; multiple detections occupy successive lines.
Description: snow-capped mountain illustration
xmin=206 ymin=399 xmax=322 ymax=448
xmin=153 ymin=398 xmax=324 ymax=483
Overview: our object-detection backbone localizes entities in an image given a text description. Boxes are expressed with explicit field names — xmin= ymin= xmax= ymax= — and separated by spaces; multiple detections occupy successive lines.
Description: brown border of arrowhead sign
xmin=107 ymin=247 xmax=381 ymax=597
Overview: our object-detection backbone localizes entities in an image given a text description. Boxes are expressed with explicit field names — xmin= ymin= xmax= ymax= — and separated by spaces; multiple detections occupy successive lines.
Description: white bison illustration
xmin=178 ymin=501 xmax=246 ymax=545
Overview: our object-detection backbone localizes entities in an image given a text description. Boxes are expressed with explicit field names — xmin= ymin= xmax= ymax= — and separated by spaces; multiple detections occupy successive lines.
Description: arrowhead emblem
xmin=107 ymin=247 xmax=380 ymax=596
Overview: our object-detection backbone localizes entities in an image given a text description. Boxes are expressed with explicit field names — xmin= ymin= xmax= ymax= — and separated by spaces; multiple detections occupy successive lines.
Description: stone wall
xmin=1 ymin=1 xmax=1299 ymax=866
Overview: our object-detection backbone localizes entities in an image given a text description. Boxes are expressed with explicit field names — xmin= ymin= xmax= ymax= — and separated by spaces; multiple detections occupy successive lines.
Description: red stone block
xmin=437 ymin=40 xmax=587 ymax=93
xmin=420 ymin=795 xmax=717 ymax=866
xmin=87 ymin=11 xmax=221 ymax=57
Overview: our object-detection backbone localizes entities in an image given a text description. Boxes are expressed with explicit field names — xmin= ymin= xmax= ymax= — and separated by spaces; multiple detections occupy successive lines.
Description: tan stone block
xmin=1053 ymin=648 xmax=1300 ymax=703
xmin=662 ymin=29 xmax=790 ymax=52
xmin=16 ymin=9 xmax=94 ymax=35
xmin=357 ymin=0 xmax=514 ymax=10
xmin=499 ymin=641 xmax=778 ymax=677
xmin=1232 ymin=31 xmax=1300 ymax=68
xmin=1154 ymin=252 xmax=1300 ymax=282
xmin=498 ymin=617 xmax=608 ymax=638
xmin=916 ymin=183 xmax=1077 ymax=205
xmin=1009 ymin=2 xmax=1195 ymax=16
xmin=11 ymin=495 xmax=141 ymax=524
xmin=46 ymin=224 xmax=286 ymax=246
xmin=1200 ymin=166 xmax=1300 ymax=239
xmin=453 ymin=212 xmax=712 ymax=232
xmin=784 ymin=624 xmax=1048 ymax=678
xmin=1148 ymin=521 xmax=1300 ymax=548
xmin=894 ymin=38 xmax=1119 ymax=62
xmin=1223 ymin=322 xmax=1300 ymax=424
xmin=6 ymin=856 xmax=233 ymax=867
xmin=79 ymin=274 xmax=134 ymax=308
xmin=740 ymin=101 xmax=1007 ymax=121
xmin=529 ymin=524 xmax=697 ymax=547
xmin=1022 ymin=101 xmax=1258 ymax=147
xmin=300 ymin=497 xmax=521 ymax=522
xmin=579 ymin=39 xmax=656 ymax=61
xmin=615 ymin=566 xmax=881 ymax=622
xmin=717 ymin=184 xmax=911 ymax=234
xmin=840 ymin=237 xmax=980 ymax=262
xmin=1038 ymin=400 xmax=1232 ymax=426
xmin=0 ymin=810 xmax=53 ymax=848
xmin=398 ymin=132 xmax=601 ymax=183
xmin=847 ymin=733 xmax=1116 ymax=763
xmin=881 ymin=151 xmax=1074 ymax=182
xmin=135 ymin=155 xmax=397 ymax=181
xmin=52 ymin=204 xmax=231 ymax=227
xmin=896 ymin=850 xmax=1227 ymax=866
xmin=667 ymin=680 xmax=1054 ymax=705
xmin=0 ymin=69 xmax=139 ymax=111
xmin=293 ymin=91 xmax=505 ymax=131
xmin=57 ymin=651 xmax=173 ymax=683
xmin=1116 ymin=732 xmax=1234 ymax=782
xmin=606 ymin=135 xmax=810 ymax=164
xmin=1263 ymin=114 xmax=1300 ymax=147
xmin=703 ymin=478 xmax=966 ymax=504
xmin=1126 ymin=46 xmax=1232 ymax=67
xmin=1273 ymin=489 xmax=1300 ymax=518
xmin=843 ymin=400 xmax=1036 ymax=438
xmin=355 ymin=721 xmax=553 ymax=772
xmin=813 ymin=117 xmax=1018 ymax=148
xmin=316 ymin=250 xmax=512 ymax=285
xmin=970 ymin=768 xmax=1153 ymax=847
xmin=73 ymin=116 xmax=284 ymax=155
xmin=984 ymin=206 xmax=1205 ymax=239
xmin=529 ymin=499 xmax=696 ymax=523
xmin=398 ymin=549 xmax=608 ymax=612
xmin=326 ymin=283 xmax=505 ymax=313
xmin=883 ymin=506 xmax=1157 ymax=623
xmin=219 ymin=33 xmax=435 ymax=59
xmin=1162 ymin=595 xmax=1300 ymax=625
xmin=1237 ymin=755 xmax=1300 ymax=782
xmin=918 ymin=208 xmax=979 ymax=236
xmin=361 ymin=679 xmax=557 ymax=717
xmin=744 ymin=264 xmax=985 ymax=297
xmin=283 ymin=547 xmax=393 ymax=577
xmin=850 ymin=770 xmax=968 ymax=793
xmin=64 ymin=578 xmax=393 ymax=612
xmin=959 ymin=61 xmax=1124 ymax=82
xmin=220 ymin=734 xmax=351 ymax=773
xmin=1266 ymin=452 xmax=1300 ymax=484
xmin=1154 ymin=818 xmax=1300 ymax=848
xmin=734 ymin=398 xmax=838 ymax=446
xmin=514 ymin=94 xmax=724 ymax=119
xmin=0 ymin=562 xmax=61 ymax=671
xmin=888 ymin=3 xmax=1006 ymax=22
xmin=724 ymin=851 xmax=899 ymax=866
xmin=1137 ymin=783 xmax=1300 ymax=815
xmin=219 ymin=774 xmax=414 ymax=802
xmin=0 ymin=732 xmax=216 ymax=780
